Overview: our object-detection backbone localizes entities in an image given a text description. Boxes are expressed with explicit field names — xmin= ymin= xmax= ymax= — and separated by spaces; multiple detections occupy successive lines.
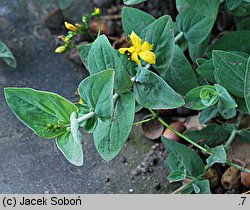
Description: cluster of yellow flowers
xmin=55 ymin=8 xmax=101 ymax=53
xmin=55 ymin=7 xmax=155 ymax=66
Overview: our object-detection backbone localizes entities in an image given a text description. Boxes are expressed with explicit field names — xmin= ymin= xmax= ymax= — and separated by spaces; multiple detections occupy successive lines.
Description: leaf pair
xmin=4 ymin=88 xmax=83 ymax=165
xmin=162 ymin=137 xmax=211 ymax=194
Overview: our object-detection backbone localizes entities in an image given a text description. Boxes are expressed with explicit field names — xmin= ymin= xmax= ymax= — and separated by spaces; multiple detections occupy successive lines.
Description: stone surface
xmin=0 ymin=0 xmax=175 ymax=193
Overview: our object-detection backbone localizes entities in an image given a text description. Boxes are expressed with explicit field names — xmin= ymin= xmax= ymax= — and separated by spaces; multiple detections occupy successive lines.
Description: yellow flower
xmin=119 ymin=31 xmax=156 ymax=65
xmin=64 ymin=21 xmax=77 ymax=32
xmin=79 ymin=98 xmax=83 ymax=105
xmin=55 ymin=46 xmax=66 ymax=53
xmin=94 ymin=8 xmax=101 ymax=16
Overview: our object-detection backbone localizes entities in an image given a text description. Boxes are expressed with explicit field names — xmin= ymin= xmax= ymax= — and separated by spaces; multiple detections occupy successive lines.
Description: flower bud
xmin=55 ymin=46 xmax=66 ymax=53
xmin=64 ymin=21 xmax=77 ymax=32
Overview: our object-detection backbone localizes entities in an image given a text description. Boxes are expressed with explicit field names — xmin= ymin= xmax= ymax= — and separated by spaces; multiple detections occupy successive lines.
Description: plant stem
xmin=77 ymin=93 xmax=119 ymax=124
xmin=87 ymin=32 xmax=96 ymax=40
xmin=133 ymin=116 xmax=155 ymax=126
xmin=227 ymin=161 xmax=250 ymax=174
xmin=113 ymin=93 xmax=119 ymax=102
xmin=149 ymin=109 xmax=211 ymax=154
xmin=174 ymin=32 xmax=184 ymax=43
xmin=149 ymin=109 xmax=250 ymax=175
xmin=172 ymin=179 xmax=195 ymax=194
xmin=77 ymin=111 xmax=95 ymax=124
xmin=97 ymin=17 xmax=101 ymax=37
xmin=224 ymin=113 xmax=243 ymax=149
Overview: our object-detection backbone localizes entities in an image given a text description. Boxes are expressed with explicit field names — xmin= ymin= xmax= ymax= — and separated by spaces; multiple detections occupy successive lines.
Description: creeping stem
xmin=148 ymin=109 xmax=250 ymax=176
xmin=133 ymin=116 xmax=155 ymax=126
xmin=149 ymin=109 xmax=211 ymax=154
xmin=224 ymin=113 xmax=243 ymax=149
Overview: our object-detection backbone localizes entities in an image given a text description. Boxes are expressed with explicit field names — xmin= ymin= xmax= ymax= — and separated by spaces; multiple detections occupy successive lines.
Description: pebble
xmin=128 ymin=188 xmax=134 ymax=193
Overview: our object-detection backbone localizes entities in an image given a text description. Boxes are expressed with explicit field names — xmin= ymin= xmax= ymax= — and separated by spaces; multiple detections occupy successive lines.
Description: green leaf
xmin=162 ymin=136 xmax=206 ymax=179
xmin=196 ymin=59 xmax=216 ymax=83
xmin=237 ymin=130 xmax=250 ymax=143
xmin=93 ymin=92 xmax=135 ymax=161
xmin=185 ymin=0 xmax=220 ymax=17
xmin=212 ymin=50 xmax=248 ymax=98
xmin=199 ymin=106 xmax=218 ymax=124
xmin=161 ymin=45 xmax=198 ymax=95
xmin=235 ymin=16 xmax=250 ymax=30
xmin=193 ymin=179 xmax=211 ymax=194
xmin=226 ymin=0 xmax=243 ymax=10
xmin=176 ymin=0 xmax=190 ymax=12
xmin=184 ymin=85 xmax=214 ymax=110
xmin=0 ymin=41 xmax=17 ymax=68
xmin=188 ymin=34 xmax=210 ymax=62
xmin=206 ymin=31 xmax=250 ymax=57
xmin=133 ymin=66 xmax=185 ymax=109
xmin=75 ymin=103 xmax=97 ymax=133
xmin=123 ymin=0 xmax=148 ymax=5
xmin=77 ymin=44 xmax=92 ymax=70
xmin=227 ymin=1 xmax=250 ymax=17
xmin=217 ymin=103 xmax=237 ymax=119
xmin=78 ymin=69 xmax=114 ymax=120
xmin=121 ymin=7 xmax=155 ymax=36
xmin=4 ymin=88 xmax=77 ymax=139
xmin=236 ymin=97 xmax=250 ymax=114
xmin=183 ymin=124 xmax=232 ymax=147
xmin=141 ymin=15 xmax=175 ymax=73
xmin=177 ymin=7 xmax=216 ymax=44
xmin=56 ymin=131 xmax=83 ymax=166
xmin=244 ymin=57 xmax=250 ymax=113
xmin=215 ymin=84 xmax=237 ymax=109
xmin=167 ymin=170 xmax=186 ymax=183
xmin=88 ymin=35 xmax=132 ymax=93
xmin=116 ymin=50 xmax=137 ymax=77
xmin=200 ymin=86 xmax=218 ymax=107
xmin=206 ymin=145 xmax=227 ymax=167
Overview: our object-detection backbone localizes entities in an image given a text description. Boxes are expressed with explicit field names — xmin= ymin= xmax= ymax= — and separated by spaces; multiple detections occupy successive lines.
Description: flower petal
xmin=130 ymin=31 xmax=142 ymax=50
xmin=142 ymin=41 xmax=153 ymax=51
xmin=119 ymin=47 xmax=134 ymax=54
xmin=139 ymin=50 xmax=156 ymax=64
xmin=131 ymin=52 xmax=141 ymax=65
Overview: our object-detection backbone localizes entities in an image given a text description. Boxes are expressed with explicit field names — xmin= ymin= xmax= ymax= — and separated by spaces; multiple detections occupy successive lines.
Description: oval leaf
xmin=93 ymin=92 xmax=135 ymax=161
xmin=212 ymin=50 xmax=247 ymax=98
xmin=4 ymin=88 xmax=77 ymax=139
xmin=161 ymin=44 xmax=198 ymax=95
xmin=141 ymin=15 xmax=175 ymax=73
xmin=88 ymin=35 xmax=132 ymax=93
xmin=78 ymin=69 xmax=114 ymax=120
xmin=121 ymin=7 xmax=155 ymax=36
xmin=133 ymin=66 xmax=185 ymax=109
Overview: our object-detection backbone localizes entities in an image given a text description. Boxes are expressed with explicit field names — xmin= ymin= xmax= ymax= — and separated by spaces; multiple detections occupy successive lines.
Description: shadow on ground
xmin=0 ymin=0 xmax=175 ymax=193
